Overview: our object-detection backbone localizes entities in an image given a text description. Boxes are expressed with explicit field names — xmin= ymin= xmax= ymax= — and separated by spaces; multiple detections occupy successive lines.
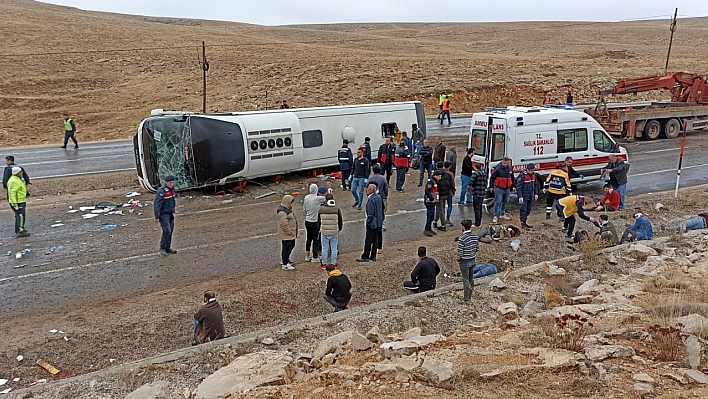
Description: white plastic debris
xmin=79 ymin=206 xmax=95 ymax=211
xmin=82 ymin=214 xmax=99 ymax=219
xmin=64 ymin=336 xmax=69 ymax=341
xmin=67 ymin=209 xmax=79 ymax=213
xmin=655 ymin=202 xmax=664 ymax=211
xmin=510 ymin=239 xmax=521 ymax=252
xmin=124 ymin=192 xmax=141 ymax=198
xmin=1 ymin=388 xmax=11 ymax=394
xmin=0 ymin=379 xmax=7 ymax=386
xmin=58 ymin=331 xmax=65 ymax=334
xmin=222 ymin=199 xmax=234 ymax=204
xmin=49 ymin=329 xmax=58 ymax=333
xmin=109 ymin=358 xmax=116 ymax=363
xmin=16 ymin=355 xmax=23 ymax=362
xmin=12 ymin=378 xmax=19 ymax=382
xmin=15 ymin=253 xmax=21 ymax=259
xmin=50 ymin=224 xmax=65 ymax=228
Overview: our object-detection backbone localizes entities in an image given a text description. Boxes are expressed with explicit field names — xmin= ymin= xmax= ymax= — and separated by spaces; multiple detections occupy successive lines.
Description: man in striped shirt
xmin=457 ymin=219 xmax=479 ymax=302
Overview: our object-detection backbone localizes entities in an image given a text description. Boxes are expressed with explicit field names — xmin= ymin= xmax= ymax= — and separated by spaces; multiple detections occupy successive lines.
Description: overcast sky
xmin=40 ymin=0 xmax=708 ymax=25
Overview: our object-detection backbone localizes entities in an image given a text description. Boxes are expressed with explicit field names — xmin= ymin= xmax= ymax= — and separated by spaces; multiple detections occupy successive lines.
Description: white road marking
xmin=0 ymin=208 xmax=425 ymax=283
xmin=631 ymin=147 xmax=681 ymax=155
xmin=23 ymin=155 xmax=130 ymax=166
xmin=33 ymin=168 xmax=135 ymax=179
xmin=630 ymin=163 xmax=708 ymax=177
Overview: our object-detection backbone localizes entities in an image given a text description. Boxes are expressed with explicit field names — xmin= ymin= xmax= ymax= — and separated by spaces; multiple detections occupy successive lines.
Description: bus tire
xmin=643 ymin=119 xmax=661 ymax=141
xmin=661 ymin=118 xmax=681 ymax=139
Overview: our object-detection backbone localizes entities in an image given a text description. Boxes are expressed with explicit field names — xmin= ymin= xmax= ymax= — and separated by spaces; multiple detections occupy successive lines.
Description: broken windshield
xmin=142 ymin=116 xmax=196 ymax=190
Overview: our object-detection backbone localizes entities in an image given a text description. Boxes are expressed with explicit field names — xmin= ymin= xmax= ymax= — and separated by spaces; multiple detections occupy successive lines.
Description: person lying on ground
xmin=403 ymin=246 xmax=440 ymax=293
xmin=323 ymin=264 xmax=352 ymax=312
xmin=478 ymin=224 xmax=520 ymax=243
xmin=471 ymin=259 xmax=512 ymax=279
xmin=593 ymin=214 xmax=620 ymax=246
xmin=664 ymin=213 xmax=708 ymax=232
xmin=594 ymin=184 xmax=620 ymax=212
xmin=193 ymin=291 xmax=226 ymax=345
xmin=620 ymin=209 xmax=654 ymax=244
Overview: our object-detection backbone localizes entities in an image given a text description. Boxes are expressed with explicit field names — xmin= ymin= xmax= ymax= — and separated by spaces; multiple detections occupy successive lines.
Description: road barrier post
xmin=674 ymin=121 xmax=687 ymax=198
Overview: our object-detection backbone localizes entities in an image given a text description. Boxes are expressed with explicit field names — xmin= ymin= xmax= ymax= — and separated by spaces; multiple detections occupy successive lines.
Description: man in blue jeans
xmin=489 ymin=157 xmax=515 ymax=223
xmin=459 ymin=148 xmax=474 ymax=204
xmin=602 ymin=154 xmax=628 ymax=210
xmin=665 ymin=213 xmax=708 ymax=231
xmin=350 ymin=148 xmax=370 ymax=210
xmin=411 ymin=123 xmax=424 ymax=166
xmin=418 ymin=139 xmax=434 ymax=186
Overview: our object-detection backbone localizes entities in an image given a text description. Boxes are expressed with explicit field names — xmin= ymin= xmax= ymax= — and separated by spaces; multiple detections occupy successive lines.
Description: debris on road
xmin=0 ymin=388 xmax=11 ymax=394
xmin=510 ymin=239 xmax=521 ymax=252
xmin=100 ymin=224 xmax=117 ymax=231
xmin=49 ymin=329 xmax=58 ymax=333
xmin=0 ymin=379 xmax=7 ymax=386
xmin=50 ymin=223 xmax=65 ymax=228
xmin=222 ymin=199 xmax=234 ymax=205
xmin=6 ymin=251 xmax=11 ymax=256
xmin=68 ymin=209 xmax=80 ymax=213
xmin=255 ymin=191 xmax=276 ymax=199
xmin=82 ymin=214 xmax=99 ymax=219
xmin=124 ymin=192 xmax=141 ymax=198
xmin=16 ymin=356 xmax=23 ymax=362
xmin=79 ymin=206 xmax=95 ymax=211
xmin=15 ymin=253 xmax=22 ymax=260
xmin=35 ymin=359 xmax=60 ymax=375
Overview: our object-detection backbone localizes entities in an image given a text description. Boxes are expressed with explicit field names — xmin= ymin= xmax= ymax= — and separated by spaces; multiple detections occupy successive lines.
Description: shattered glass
xmin=148 ymin=117 xmax=197 ymax=190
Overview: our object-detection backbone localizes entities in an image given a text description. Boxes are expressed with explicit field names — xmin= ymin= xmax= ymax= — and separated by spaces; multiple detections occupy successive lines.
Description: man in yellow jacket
xmin=557 ymin=194 xmax=595 ymax=242
xmin=8 ymin=166 xmax=30 ymax=237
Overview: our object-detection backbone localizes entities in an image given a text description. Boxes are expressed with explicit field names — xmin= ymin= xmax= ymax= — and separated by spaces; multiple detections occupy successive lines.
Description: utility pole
xmin=664 ymin=8 xmax=677 ymax=74
xmin=202 ymin=41 xmax=209 ymax=113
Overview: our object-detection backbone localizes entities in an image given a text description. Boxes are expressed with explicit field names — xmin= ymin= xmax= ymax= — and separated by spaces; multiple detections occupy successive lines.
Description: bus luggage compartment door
xmin=240 ymin=113 xmax=303 ymax=177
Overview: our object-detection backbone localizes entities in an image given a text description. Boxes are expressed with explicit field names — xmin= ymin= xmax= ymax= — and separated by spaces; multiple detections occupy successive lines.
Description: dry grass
xmin=578 ymin=236 xmax=610 ymax=261
xmin=547 ymin=275 xmax=576 ymax=299
xmin=676 ymin=192 xmax=707 ymax=208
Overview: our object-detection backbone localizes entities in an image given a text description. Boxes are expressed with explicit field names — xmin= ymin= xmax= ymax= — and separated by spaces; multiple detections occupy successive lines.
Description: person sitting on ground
xmin=403 ymin=246 xmax=440 ymax=293
xmin=323 ymin=264 xmax=352 ymax=312
xmin=664 ymin=213 xmax=708 ymax=232
xmin=593 ymin=214 xmax=619 ymax=246
xmin=595 ymin=184 xmax=620 ymax=212
xmin=620 ymin=209 xmax=654 ymax=244
xmin=193 ymin=291 xmax=226 ymax=345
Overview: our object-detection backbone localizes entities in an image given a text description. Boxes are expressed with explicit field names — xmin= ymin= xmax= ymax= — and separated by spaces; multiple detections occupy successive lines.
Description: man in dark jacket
xmin=516 ymin=163 xmax=538 ymax=230
xmin=377 ymin=136 xmax=396 ymax=184
xmin=411 ymin=123 xmax=425 ymax=164
xmin=394 ymin=141 xmax=410 ymax=192
xmin=368 ymin=165 xmax=389 ymax=251
xmin=489 ymin=157 xmax=515 ymax=223
xmin=602 ymin=154 xmax=628 ymax=210
xmin=434 ymin=162 xmax=452 ymax=231
xmin=193 ymin=291 xmax=226 ymax=345
xmin=153 ymin=175 xmax=177 ymax=257
xmin=459 ymin=148 xmax=474 ymax=204
xmin=350 ymin=148 xmax=370 ymax=209
xmin=418 ymin=139 xmax=434 ymax=186
xmin=433 ymin=136 xmax=446 ymax=164
xmin=401 ymin=132 xmax=413 ymax=165
xmin=323 ymin=264 xmax=352 ymax=312
xmin=564 ymin=157 xmax=584 ymax=180
xmin=3 ymin=156 xmax=31 ymax=191
xmin=357 ymin=184 xmax=383 ymax=262
xmin=424 ymin=171 xmax=442 ymax=236
xmin=362 ymin=137 xmax=372 ymax=162
xmin=337 ymin=140 xmax=354 ymax=190
xmin=469 ymin=163 xmax=487 ymax=227
xmin=403 ymin=246 xmax=440 ymax=293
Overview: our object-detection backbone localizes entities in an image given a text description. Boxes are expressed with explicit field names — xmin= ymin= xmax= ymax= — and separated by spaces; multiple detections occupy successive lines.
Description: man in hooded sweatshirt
xmin=319 ymin=193 xmax=343 ymax=269
xmin=303 ymin=184 xmax=325 ymax=263
xmin=277 ymin=195 xmax=298 ymax=270
xmin=323 ymin=264 xmax=352 ymax=312
xmin=193 ymin=291 xmax=226 ymax=345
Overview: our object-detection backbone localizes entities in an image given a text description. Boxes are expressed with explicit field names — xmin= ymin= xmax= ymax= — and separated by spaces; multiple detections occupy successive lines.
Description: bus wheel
xmin=643 ymin=120 xmax=661 ymax=140
xmin=661 ymin=118 xmax=681 ymax=139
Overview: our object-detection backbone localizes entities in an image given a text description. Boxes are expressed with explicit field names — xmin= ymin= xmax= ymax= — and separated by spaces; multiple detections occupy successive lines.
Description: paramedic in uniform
xmin=557 ymin=195 xmax=595 ymax=242
xmin=543 ymin=163 xmax=571 ymax=220
xmin=154 ymin=175 xmax=178 ymax=257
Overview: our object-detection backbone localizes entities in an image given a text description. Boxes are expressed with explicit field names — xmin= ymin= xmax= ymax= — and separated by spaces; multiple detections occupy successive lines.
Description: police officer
xmin=154 ymin=175 xmax=177 ymax=257
xmin=61 ymin=114 xmax=79 ymax=149
xmin=516 ymin=163 xmax=538 ymax=230
xmin=337 ymin=139 xmax=354 ymax=190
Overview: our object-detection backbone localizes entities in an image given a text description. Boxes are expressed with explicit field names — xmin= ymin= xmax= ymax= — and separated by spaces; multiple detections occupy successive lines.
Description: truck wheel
xmin=661 ymin=118 xmax=681 ymax=139
xmin=643 ymin=120 xmax=661 ymax=140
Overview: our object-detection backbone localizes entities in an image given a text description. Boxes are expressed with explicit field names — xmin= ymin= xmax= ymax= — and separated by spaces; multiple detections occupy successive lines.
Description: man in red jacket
xmin=595 ymin=184 xmax=620 ymax=212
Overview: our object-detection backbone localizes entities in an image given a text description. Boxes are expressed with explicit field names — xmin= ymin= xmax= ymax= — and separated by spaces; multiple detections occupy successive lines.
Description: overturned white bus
xmin=133 ymin=101 xmax=426 ymax=192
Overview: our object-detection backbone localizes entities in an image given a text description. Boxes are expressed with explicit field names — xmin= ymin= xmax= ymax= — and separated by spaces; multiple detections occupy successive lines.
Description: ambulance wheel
xmin=661 ymin=118 xmax=681 ymax=139
xmin=642 ymin=120 xmax=661 ymax=141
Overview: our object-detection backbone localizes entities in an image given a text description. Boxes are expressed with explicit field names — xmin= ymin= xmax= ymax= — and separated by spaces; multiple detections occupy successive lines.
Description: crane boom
xmin=601 ymin=72 xmax=708 ymax=105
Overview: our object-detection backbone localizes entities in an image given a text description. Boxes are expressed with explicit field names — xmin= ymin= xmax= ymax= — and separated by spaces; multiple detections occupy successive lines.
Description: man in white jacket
xmin=304 ymin=184 xmax=326 ymax=262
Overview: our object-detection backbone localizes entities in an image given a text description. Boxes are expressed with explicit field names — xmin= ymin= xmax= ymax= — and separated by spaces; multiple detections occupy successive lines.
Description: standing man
xmin=153 ymin=175 xmax=177 ymax=257
xmin=516 ymin=163 xmax=538 ymax=230
xmin=433 ymin=137 xmax=446 ymax=165
xmin=434 ymin=162 xmax=452 ymax=231
xmin=3 ymin=156 xmax=30 ymax=191
xmin=8 ymin=167 xmax=30 ymax=237
xmin=411 ymin=123 xmax=425 ymax=166
xmin=489 ymin=157 xmax=515 ymax=223
xmin=362 ymin=137 xmax=372 ymax=162
xmin=277 ymin=195 xmax=298 ymax=270
xmin=444 ymin=161 xmax=456 ymax=226
xmin=61 ymin=114 xmax=79 ymax=149
xmin=423 ymin=171 xmax=441 ymax=237
xmin=544 ymin=163 xmax=571 ymax=220
xmin=377 ymin=136 xmax=396 ymax=184
xmin=418 ymin=139 xmax=434 ymax=186
xmin=193 ymin=291 xmax=226 ymax=345
xmin=337 ymin=139 xmax=354 ymax=190
xmin=602 ymin=154 xmax=628 ymax=210
xmin=543 ymin=91 xmax=551 ymax=105
xmin=280 ymin=100 xmax=290 ymax=109
xmin=394 ymin=141 xmax=410 ymax=192
xmin=457 ymin=219 xmax=479 ymax=303
xmin=319 ymin=193 xmax=343 ymax=269
xmin=403 ymin=246 xmax=440 ymax=293
xmin=566 ymin=89 xmax=574 ymax=106
xmin=469 ymin=163 xmax=487 ymax=227
xmin=357 ymin=184 xmax=383 ymax=262
xmin=303 ymin=184 xmax=325 ymax=263
xmin=323 ymin=264 xmax=352 ymax=312
xmin=459 ymin=148 xmax=474 ymax=205
xmin=350 ymin=148 xmax=370 ymax=210
xmin=440 ymin=95 xmax=452 ymax=125
xmin=401 ymin=132 xmax=412 ymax=164
xmin=368 ymin=164 xmax=388 ymax=245
xmin=564 ymin=156 xmax=584 ymax=180
xmin=557 ymin=195 xmax=595 ymax=242
xmin=445 ymin=147 xmax=457 ymax=175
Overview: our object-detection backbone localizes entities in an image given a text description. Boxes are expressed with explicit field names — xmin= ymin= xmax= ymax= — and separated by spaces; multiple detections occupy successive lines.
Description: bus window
xmin=302 ymin=130 xmax=323 ymax=148
xmin=471 ymin=129 xmax=486 ymax=156
xmin=492 ymin=133 xmax=505 ymax=161
xmin=557 ymin=128 xmax=588 ymax=153
xmin=593 ymin=130 xmax=614 ymax=153
xmin=381 ymin=123 xmax=397 ymax=138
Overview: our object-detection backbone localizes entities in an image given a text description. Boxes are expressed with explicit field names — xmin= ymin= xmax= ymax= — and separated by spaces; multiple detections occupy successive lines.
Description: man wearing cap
xmin=8 ymin=166 xmax=30 ymax=237
xmin=516 ymin=163 xmax=539 ymax=230
xmin=337 ymin=140 xmax=353 ymax=190
xmin=154 ymin=175 xmax=177 ymax=257
xmin=3 ymin=156 xmax=30 ymax=191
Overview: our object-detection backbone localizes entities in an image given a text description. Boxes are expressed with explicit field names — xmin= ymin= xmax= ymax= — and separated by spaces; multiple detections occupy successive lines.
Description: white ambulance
xmin=468 ymin=106 xmax=629 ymax=190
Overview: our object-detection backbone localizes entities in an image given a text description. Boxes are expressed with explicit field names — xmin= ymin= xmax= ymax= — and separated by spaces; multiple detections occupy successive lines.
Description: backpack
xmin=574 ymin=230 xmax=589 ymax=244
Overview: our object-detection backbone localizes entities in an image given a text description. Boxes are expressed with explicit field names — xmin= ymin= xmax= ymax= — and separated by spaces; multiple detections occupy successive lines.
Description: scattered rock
xmin=520 ymin=347 xmax=585 ymax=368
xmin=125 ymin=381 xmax=169 ymax=399
xmin=606 ymin=253 xmax=618 ymax=265
xmin=420 ymin=357 xmax=455 ymax=384
xmin=380 ymin=334 xmax=445 ymax=358
xmin=544 ymin=285 xmax=566 ymax=309
xmin=633 ymin=382 xmax=654 ymax=396
xmin=504 ymin=318 xmax=530 ymax=329
xmin=521 ymin=301 xmax=542 ymax=318
xmin=629 ymin=243 xmax=658 ymax=257
xmin=496 ymin=332 xmax=524 ymax=347
xmin=633 ymin=373 xmax=655 ymax=383
xmin=402 ymin=327 xmax=422 ymax=340
xmin=261 ymin=337 xmax=275 ymax=346
xmin=585 ymin=345 xmax=636 ymax=361
xmin=480 ymin=369 xmax=502 ymax=379
xmin=682 ymin=368 xmax=708 ymax=384
xmin=542 ymin=263 xmax=567 ymax=276
xmin=366 ymin=326 xmax=386 ymax=344
xmin=465 ymin=322 xmax=490 ymax=332
xmin=677 ymin=314 xmax=708 ymax=336
xmin=321 ymin=353 xmax=336 ymax=367
xmin=686 ymin=334 xmax=702 ymax=370
xmin=688 ymin=253 xmax=702 ymax=263
xmin=576 ymin=279 xmax=598 ymax=295
xmin=497 ymin=302 xmax=518 ymax=320
xmin=313 ymin=331 xmax=373 ymax=360
xmin=489 ymin=278 xmax=507 ymax=291
xmin=195 ymin=351 xmax=295 ymax=398
xmin=569 ymin=295 xmax=594 ymax=305
xmin=662 ymin=372 xmax=687 ymax=384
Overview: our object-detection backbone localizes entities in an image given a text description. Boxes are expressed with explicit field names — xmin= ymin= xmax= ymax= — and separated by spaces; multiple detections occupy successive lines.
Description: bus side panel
xmin=240 ymin=113 xmax=303 ymax=178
